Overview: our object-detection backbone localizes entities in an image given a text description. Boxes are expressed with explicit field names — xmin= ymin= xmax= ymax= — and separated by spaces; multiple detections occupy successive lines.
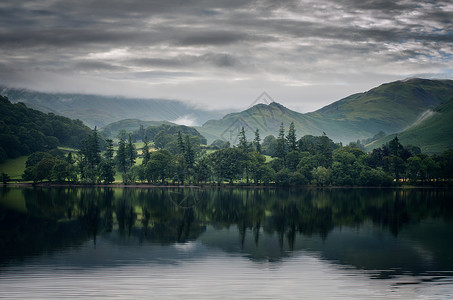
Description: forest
xmin=13 ymin=120 xmax=453 ymax=187
xmin=0 ymin=95 xmax=92 ymax=163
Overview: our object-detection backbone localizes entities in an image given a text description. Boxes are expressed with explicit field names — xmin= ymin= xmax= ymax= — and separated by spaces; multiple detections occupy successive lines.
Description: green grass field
xmin=0 ymin=156 xmax=28 ymax=180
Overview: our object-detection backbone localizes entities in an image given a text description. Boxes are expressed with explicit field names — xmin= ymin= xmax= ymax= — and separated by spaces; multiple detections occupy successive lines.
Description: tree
xmin=116 ymin=137 xmax=127 ymax=173
xmin=99 ymin=160 xmax=116 ymax=184
xmin=389 ymin=136 xmax=404 ymax=157
xmin=194 ymin=156 xmax=211 ymax=184
xmin=79 ymin=128 xmax=101 ymax=183
xmin=81 ymin=127 xmax=101 ymax=168
xmin=177 ymin=131 xmax=185 ymax=154
xmin=387 ymin=155 xmax=406 ymax=181
xmin=315 ymin=134 xmax=333 ymax=168
xmin=154 ymin=130 xmax=172 ymax=149
xmin=209 ymin=148 xmax=243 ymax=184
xmin=248 ymin=152 xmax=266 ymax=184
xmin=1 ymin=172 xmax=10 ymax=184
xmin=142 ymin=136 xmax=151 ymax=166
xmin=146 ymin=149 xmax=173 ymax=184
xmin=35 ymin=157 xmax=58 ymax=182
xmin=286 ymin=122 xmax=297 ymax=152
xmin=126 ymin=134 xmax=137 ymax=168
xmin=286 ymin=151 xmax=303 ymax=172
xmin=25 ymin=152 xmax=53 ymax=169
xmin=174 ymin=154 xmax=187 ymax=184
xmin=51 ymin=160 xmax=70 ymax=182
xmin=297 ymin=152 xmax=316 ymax=183
xmin=312 ymin=166 xmax=331 ymax=186
xmin=104 ymin=139 xmax=114 ymax=160
xmin=262 ymin=135 xmax=277 ymax=156
xmin=184 ymin=135 xmax=195 ymax=169
xmin=274 ymin=123 xmax=287 ymax=159
xmin=253 ymin=129 xmax=261 ymax=153
xmin=98 ymin=138 xmax=116 ymax=184
xmin=238 ymin=127 xmax=249 ymax=151
xmin=275 ymin=168 xmax=290 ymax=186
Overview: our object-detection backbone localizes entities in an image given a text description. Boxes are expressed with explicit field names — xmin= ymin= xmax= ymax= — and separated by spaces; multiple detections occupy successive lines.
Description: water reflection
xmin=1 ymin=187 xmax=453 ymax=277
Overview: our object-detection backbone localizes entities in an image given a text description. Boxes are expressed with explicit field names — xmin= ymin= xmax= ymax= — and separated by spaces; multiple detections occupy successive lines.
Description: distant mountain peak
xmin=247 ymin=91 xmax=276 ymax=107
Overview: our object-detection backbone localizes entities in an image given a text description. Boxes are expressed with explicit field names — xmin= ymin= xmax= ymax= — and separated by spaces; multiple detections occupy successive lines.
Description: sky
xmin=0 ymin=0 xmax=452 ymax=113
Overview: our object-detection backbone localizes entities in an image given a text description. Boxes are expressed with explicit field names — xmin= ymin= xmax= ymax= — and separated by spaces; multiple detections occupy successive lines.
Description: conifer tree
xmin=286 ymin=122 xmax=297 ymax=152
xmin=238 ymin=127 xmax=248 ymax=151
xmin=126 ymin=134 xmax=137 ymax=168
xmin=177 ymin=131 xmax=185 ymax=154
xmin=253 ymin=129 xmax=261 ymax=153
xmin=116 ymin=137 xmax=127 ymax=173
xmin=99 ymin=138 xmax=116 ymax=184
xmin=142 ymin=136 xmax=150 ymax=166
xmin=274 ymin=123 xmax=287 ymax=159
xmin=184 ymin=135 xmax=195 ymax=168
xmin=104 ymin=139 xmax=114 ymax=160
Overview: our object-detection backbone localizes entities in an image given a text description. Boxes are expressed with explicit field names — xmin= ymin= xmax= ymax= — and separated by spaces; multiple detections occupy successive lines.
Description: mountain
xmin=313 ymin=78 xmax=453 ymax=140
xmin=0 ymin=87 xmax=228 ymax=129
xmin=0 ymin=95 xmax=92 ymax=162
xmin=365 ymin=97 xmax=453 ymax=153
xmin=198 ymin=102 xmax=325 ymax=144
xmin=200 ymin=78 xmax=453 ymax=145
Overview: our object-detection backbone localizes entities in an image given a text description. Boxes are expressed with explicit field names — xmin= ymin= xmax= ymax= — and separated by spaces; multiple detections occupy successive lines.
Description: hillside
xmin=0 ymin=87 xmax=227 ymax=128
xmin=0 ymin=95 xmax=92 ymax=162
xmin=313 ymin=78 xmax=453 ymax=138
xmin=199 ymin=102 xmax=325 ymax=143
xmin=200 ymin=78 xmax=453 ymax=144
xmin=365 ymin=97 xmax=453 ymax=153
xmin=100 ymin=119 xmax=175 ymax=139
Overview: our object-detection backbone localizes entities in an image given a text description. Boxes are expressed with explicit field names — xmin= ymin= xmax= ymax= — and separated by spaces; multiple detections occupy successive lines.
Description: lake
xmin=1 ymin=187 xmax=452 ymax=299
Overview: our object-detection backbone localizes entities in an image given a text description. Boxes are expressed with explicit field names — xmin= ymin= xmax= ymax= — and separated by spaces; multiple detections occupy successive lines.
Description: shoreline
xmin=2 ymin=182 xmax=452 ymax=189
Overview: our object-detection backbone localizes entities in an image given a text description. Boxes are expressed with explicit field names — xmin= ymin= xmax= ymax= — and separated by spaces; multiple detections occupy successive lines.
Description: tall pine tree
xmin=177 ymin=131 xmax=185 ymax=154
xmin=184 ymin=135 xmax=195 ymax=168
xmin=274 ymin=123 xmax=287 ymax=159
xmin=286 ymin=122 xmax=297 ymax=152
xmin=142 ymin=136 xmax=150 ymax=166
xmin=253 ymin=129 xmax=261 ymax=153
xmin=116 ymin=137 xmax=127 ymax=173
xmin=238 ymin=127 xmax=249 ymax=151
xmin=126 ymin=134 xmax=137 ymax=167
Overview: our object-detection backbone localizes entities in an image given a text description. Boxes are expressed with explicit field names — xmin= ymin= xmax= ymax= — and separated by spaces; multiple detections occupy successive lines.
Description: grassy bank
xmin=0 ymin=156 xmax=28 ymax=180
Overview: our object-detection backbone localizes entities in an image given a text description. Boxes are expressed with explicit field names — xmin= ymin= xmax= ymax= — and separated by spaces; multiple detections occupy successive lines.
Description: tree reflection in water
xmin=0 ymin=187 xmax=452 ymax=274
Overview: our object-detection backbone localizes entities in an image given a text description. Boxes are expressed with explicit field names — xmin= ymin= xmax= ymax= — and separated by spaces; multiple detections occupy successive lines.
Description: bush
xmin=275 ymin=168 xmax=290 ymax=186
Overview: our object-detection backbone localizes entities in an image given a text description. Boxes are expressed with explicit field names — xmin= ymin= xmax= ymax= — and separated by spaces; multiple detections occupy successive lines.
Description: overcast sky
xmin=0 ymin=0 xmax=452 ymax=112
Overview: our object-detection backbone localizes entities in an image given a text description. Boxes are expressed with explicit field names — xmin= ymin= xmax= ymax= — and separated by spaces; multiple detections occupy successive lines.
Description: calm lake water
xmin=1 ymin=187 xmax=453 ymax=299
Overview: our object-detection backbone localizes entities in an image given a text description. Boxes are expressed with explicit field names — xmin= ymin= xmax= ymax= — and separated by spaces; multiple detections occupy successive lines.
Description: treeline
xmin=130 ymin=124 xmax=206 ymax=145
xmin=0 ymin=95 xmax=92 ymax=163
xmin=18 ymin=122 xmax=453 ymax=186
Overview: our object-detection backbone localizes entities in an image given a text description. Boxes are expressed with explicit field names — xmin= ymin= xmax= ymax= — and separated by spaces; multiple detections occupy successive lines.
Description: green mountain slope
xmin=0 ymin=87 xmax=227 ymax=128
xmin=365 ymin=98 xmax=453 ymax=153
xmin=200 ymin=78 xmax=453 ymax=144
xmin=313 ymin=78 xmax=453 ymax=139
xmin=0 ymin=95 xmax=92 ymax=162
xmin=198 ymin=102 xmax=326 ymax=144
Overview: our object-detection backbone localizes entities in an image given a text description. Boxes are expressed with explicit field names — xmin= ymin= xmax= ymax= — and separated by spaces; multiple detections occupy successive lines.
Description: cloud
xmin=171 ymin=115 xmax=198 ymax=126
xmin=0 ymin=0 xmax=452 ymax=111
